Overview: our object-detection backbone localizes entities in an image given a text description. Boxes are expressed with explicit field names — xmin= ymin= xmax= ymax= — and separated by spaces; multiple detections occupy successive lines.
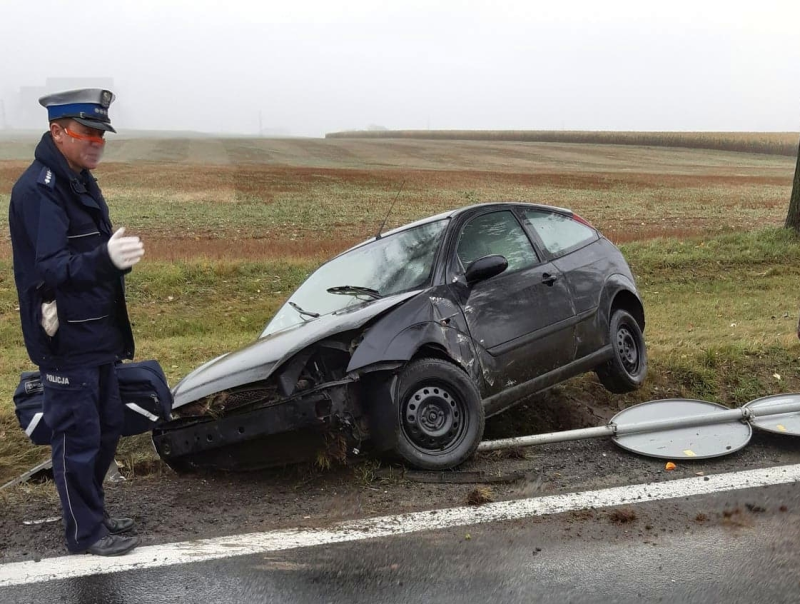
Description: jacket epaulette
xmin=37 ymin=166 xmax=56 ymax=189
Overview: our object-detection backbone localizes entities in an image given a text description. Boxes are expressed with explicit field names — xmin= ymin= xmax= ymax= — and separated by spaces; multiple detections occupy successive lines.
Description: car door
xmin=450 ymin=209 xmax=576 ymax=389
xmin=519 ymin=207 xmax=607 ymax=359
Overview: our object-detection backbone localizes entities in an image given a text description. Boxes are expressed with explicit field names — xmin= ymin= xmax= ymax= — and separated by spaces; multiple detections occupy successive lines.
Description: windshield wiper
xmin=289 ymin=301 xmax=320 ymax=319
xmin=326 ymin=285 xmax=383 ymax=299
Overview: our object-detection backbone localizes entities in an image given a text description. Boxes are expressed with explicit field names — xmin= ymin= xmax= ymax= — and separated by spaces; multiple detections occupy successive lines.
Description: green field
xmin=1 ymin=135 xmax=799 ymax=483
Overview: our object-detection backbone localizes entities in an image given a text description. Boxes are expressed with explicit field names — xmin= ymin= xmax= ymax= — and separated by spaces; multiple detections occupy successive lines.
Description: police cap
xmin=38 ymin=88 xmax=117 ymax=133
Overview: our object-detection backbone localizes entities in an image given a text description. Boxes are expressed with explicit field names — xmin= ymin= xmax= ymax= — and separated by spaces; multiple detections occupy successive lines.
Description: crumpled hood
xmin=171 ymin=290 xmax=422 ymax=408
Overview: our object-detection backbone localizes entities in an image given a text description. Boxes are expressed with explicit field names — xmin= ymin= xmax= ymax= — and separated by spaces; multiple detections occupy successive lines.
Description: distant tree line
xmin=326 ymin=129 xmax=799 ymax=157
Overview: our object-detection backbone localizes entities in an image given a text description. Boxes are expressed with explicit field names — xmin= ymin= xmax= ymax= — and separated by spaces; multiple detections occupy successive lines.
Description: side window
xmin=456 ymin=211 xmax=539 ymax=273
xmin=522 ymin=210 xmax=597 ymax=256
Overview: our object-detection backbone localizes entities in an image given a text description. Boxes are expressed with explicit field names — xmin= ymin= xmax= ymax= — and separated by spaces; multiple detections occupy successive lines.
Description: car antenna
xmin=375 ymin=179 xmax=406 ymax=240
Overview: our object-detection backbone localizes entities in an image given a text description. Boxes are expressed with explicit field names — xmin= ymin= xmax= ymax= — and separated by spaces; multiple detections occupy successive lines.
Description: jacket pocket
xmin=56 ymin=290 xmax=113 ymax=324
xmin=67 ymin=222 xmax=102 ymax=253
xmin=55 ymin=290 xmax=122 ymax=358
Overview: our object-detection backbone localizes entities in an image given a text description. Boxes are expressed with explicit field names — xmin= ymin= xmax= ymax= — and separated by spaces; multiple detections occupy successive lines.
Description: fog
xmin=1 ymin=0 xmax=798 ymax=137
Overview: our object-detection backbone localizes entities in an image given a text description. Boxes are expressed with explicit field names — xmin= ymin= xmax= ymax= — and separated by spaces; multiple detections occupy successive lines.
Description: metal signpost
xmin=478 ymin=394 xmax=800 ymax=459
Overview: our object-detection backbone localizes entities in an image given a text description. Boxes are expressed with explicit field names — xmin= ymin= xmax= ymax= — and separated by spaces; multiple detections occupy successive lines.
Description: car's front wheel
xmin=392 ymin=358 xmax=485 ymax=470
xmin=596 ymin=309 xmax=647 ymax=393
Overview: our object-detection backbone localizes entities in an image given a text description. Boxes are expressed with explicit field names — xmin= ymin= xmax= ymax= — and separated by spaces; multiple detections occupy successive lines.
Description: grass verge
xmin=2 ymin=228 xmax=800 ymax=483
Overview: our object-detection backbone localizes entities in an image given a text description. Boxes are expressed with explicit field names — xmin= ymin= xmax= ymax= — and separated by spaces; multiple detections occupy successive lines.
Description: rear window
xmin=522 ymin=209 xmax=597 ymax=256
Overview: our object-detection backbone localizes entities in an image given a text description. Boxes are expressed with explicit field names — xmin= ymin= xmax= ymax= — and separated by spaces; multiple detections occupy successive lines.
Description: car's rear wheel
xmin=392 ymin=358 xmax=484 ymax=470
xmin=596 ymin=309 xmax=647 ymax=393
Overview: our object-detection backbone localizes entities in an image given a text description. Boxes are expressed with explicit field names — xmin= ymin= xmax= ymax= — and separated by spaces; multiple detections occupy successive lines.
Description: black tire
xmin=596 ymin=309 xmax=647 ymax=393
xmin=392 ymin=358 xmax=485 ymax=470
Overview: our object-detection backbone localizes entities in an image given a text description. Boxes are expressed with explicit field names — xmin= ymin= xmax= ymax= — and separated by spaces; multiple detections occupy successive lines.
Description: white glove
xmin=41 ymin=300 xmax=59 ymax=336
xmin=107 ymin=227 xmax=145 ymax=270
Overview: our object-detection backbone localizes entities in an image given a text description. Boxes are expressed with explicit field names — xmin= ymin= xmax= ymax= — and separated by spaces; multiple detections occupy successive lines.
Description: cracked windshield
xmin=264 ymin=218 xmax=449 ymax=335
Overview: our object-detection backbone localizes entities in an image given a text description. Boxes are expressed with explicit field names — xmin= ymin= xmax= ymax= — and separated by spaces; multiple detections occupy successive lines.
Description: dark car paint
xmin=457 ymin=261 xmax=576 ymax=387
xmin=170 ymin=289 xmax=423 ymax=409
xmin=348 ymin=288 xmax=476 ymax=372
xmin=555 ymin=239 xmax=639 ymax=359
xmin=153 ymin=202 xmax=644 ymax=470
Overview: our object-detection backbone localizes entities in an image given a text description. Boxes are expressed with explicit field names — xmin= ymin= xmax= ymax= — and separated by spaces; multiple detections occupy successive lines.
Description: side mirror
xmin=465 ymin=254 xmax=508 ymax=286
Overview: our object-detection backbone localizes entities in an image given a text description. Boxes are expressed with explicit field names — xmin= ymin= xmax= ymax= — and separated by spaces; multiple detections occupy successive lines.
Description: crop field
xmin=0 ymin=134 xmax=798 ymax=483
xmin=326 ymin=130 xmax=799 ymax=157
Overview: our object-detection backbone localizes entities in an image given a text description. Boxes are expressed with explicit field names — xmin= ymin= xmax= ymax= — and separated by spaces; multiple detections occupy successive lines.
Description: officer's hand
xmin=107 ymin=227 xmax=145 ymax=270
xmin=41 ymin=301 xmax=59 ymax=337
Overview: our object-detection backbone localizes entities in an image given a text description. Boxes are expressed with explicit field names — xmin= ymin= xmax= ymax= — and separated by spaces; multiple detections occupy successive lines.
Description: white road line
xmin=1 ymin=464 xmax=799 ymax=588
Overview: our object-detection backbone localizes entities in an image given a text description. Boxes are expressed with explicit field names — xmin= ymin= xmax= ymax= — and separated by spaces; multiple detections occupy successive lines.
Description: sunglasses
xmin=62 ymin=127 xmax=106 ymax=146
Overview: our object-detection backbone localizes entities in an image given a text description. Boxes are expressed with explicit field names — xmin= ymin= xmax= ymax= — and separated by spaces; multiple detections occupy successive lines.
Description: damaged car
xmin=152 ymin=202 xmax=647 ymax=472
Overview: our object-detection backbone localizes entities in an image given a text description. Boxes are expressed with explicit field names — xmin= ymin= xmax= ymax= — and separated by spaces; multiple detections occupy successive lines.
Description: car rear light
xmin=571 ymin=213 xmax=595 ymax=230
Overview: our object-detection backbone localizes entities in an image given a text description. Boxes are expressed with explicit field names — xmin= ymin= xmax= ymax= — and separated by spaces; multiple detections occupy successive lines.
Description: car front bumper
xmin=152 ymin=383 xmax=352 ymax=469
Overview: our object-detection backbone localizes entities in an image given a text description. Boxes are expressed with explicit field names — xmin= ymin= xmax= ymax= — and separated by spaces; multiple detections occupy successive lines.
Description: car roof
xmin=338 ymin=202 xmax=574 ymax=256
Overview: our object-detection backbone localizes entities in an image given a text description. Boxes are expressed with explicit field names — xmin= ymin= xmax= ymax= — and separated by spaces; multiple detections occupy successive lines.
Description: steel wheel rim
xmin=402 ymin=384 xmax=467 ymax=453
xmin=617 ymin=326 xmax=639 ymax=374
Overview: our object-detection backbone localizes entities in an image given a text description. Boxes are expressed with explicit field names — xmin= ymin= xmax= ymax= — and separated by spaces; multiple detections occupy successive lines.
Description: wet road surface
xmin=2 ymin=475 xmax=799 ymax=603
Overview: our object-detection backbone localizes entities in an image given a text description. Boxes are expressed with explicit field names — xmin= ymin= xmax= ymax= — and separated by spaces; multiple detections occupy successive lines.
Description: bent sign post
xmin=478 ymin=395 xmax=800 ymax=459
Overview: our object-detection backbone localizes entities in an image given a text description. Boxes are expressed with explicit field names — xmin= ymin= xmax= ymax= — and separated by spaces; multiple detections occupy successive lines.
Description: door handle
xmin=541 ymin=273 xmax=557 ymax=286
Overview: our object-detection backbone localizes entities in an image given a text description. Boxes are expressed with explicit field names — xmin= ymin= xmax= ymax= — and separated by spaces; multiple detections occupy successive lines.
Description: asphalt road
xmin=2 ymin=475 xmax=799 ymax=604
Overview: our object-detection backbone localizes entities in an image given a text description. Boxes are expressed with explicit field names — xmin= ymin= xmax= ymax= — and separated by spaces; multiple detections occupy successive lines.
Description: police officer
xmin=8 ymin=89 xmax=144 ymax=556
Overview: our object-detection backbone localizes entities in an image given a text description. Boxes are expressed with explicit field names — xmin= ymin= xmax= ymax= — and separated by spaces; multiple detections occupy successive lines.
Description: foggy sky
xmin=1 ymin=0 xmax=799 ymax=137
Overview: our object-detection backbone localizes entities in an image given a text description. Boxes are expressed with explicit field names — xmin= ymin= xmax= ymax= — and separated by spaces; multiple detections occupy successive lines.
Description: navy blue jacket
xmin=8 ymin=133 xmax=134 ymax=369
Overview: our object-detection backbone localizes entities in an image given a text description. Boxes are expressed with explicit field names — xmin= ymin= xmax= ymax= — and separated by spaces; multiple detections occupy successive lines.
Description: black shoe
xmin=103 ymin=515 xmax=135 ymax=534
xmin=86 ymin=534 xmax=140 ymax=556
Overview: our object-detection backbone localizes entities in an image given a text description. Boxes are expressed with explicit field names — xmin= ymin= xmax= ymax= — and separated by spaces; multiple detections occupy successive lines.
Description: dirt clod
xmin=745 ymin=503 xmax=765 ymax=513
xmin=721 ymin=508 xmax=753 ymax=528
xmin=490 ymin=447 xmax=528 ymax=460
xmin=466 ymin=487 xmax=494 ymax=506
xmin=570 ymin=509 xmax=595 ymax=522
xmin=608 ymin=508 xmax=637 ymax=524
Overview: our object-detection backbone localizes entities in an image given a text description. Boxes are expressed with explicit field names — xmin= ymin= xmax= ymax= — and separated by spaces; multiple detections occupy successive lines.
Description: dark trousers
xmin=41 ymin=363 xmax=123 ymax=553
